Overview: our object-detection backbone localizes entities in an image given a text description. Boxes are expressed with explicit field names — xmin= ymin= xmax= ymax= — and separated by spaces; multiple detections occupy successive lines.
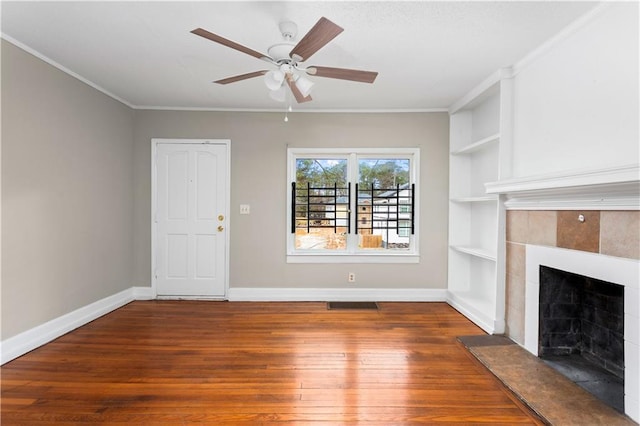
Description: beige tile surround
xmin=505 ymin=210 xmax=640 ymax=343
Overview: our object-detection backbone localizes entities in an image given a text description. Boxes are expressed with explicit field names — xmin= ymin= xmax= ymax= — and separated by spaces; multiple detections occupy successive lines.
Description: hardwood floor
xmin=1 ymin=301 xmax=543 ymax=424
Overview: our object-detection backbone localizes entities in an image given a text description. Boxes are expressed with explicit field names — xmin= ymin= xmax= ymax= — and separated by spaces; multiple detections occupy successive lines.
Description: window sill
xmin=286 ymin=254 xmax=420 ymax=264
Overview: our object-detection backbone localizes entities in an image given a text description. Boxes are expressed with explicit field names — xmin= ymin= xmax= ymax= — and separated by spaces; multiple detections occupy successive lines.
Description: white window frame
xmin=287 ymin=147 xmax=420 ymax=264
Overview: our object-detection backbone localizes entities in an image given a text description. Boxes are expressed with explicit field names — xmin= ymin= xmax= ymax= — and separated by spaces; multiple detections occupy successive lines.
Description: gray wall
xmin=133 ymin=110 xmax=449 ymax=290
xmin=1 ymin=38 xmax=449 ymax=341
xmin=1 ymin=41 xmax=135 ymax=339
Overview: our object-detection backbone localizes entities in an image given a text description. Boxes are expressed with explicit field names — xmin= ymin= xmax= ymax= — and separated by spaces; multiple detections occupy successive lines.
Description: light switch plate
xmin=240 ymin=204 xmax=250 ymax=215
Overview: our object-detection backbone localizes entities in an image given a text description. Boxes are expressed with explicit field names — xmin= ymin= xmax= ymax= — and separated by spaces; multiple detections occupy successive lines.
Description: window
xmin=288 ymin=148 xmax=419 ymax=263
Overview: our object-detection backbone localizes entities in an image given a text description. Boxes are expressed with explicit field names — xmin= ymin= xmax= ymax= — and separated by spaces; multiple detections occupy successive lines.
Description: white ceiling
xmin=1 ymin=1 xmax=598 ymax=111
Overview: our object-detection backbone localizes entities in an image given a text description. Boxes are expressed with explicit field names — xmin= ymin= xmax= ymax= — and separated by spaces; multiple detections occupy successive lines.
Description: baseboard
xmin=0 ymin=286 xmax=451 ymax=365
xmin=446 ymin=292 xmax=500 ymax=335
xmin=132 ymin=286 xmax=155 ymax=300
xmin=1 ymin=287 xmax=149 ymax=365
xmin=228 ymin=287 xmax=447 ymax=302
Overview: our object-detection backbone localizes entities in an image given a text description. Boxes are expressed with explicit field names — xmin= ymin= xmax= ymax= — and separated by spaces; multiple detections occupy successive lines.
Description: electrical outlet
xmin=240 ymin=204 xmax=250 ymax=215
xmin=348 ymin=272 xmax=356 ymax=283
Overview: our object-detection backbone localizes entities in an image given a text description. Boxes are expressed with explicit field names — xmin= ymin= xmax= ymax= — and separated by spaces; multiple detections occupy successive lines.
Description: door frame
xmin=151 ymin=138 xmax=231 ymax=299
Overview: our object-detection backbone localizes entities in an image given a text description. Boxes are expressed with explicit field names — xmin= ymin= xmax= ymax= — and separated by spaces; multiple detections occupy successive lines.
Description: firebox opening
xmin=539 ymin=266 xmax=625 ymax=413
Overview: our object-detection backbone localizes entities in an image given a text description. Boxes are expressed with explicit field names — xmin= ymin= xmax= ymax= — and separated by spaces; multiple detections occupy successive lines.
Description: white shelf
xmin=449 ymin=245 xmax=497 ymax=261
xmin=450 ymin=195 xmax=497 ymax=203
xmin=448 ymin=72 xmax=510 ymax=336
xmin=451 ymin=133 xmax=500 ymax=156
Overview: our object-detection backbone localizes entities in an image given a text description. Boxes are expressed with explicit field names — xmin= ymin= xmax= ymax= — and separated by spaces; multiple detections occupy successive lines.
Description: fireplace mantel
xmin=485 ymin=164 xmax=640 ymax=210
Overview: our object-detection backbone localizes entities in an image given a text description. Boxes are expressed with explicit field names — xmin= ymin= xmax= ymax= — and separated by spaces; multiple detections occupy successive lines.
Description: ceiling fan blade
xmin=307 ymin=66 xmax=378 ymax=83
xmin=191 ymin=28 xmax=270 ymax=61
xmin=289 ymin=17 xmax=343 ymax=62
xmin=214 ymin=71 xmax=268 ymax=85
xmin=286 ymin=75 xmax=312 ymax=103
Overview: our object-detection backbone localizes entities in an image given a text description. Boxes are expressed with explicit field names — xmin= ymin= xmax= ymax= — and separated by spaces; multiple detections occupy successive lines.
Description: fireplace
xmin=524 ymin=245 xmax=639 ymax=422
xmin=538 ymin=265 xmax=625 ymax=411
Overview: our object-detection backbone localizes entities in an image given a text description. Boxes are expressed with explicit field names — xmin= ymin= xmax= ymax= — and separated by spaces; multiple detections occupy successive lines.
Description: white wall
xmin=512 ymin=3 xmax=639 ymax=178
xmin=133 ymin=111 xmax=450 ymax=293
xmin=1 ymin=41 xmax=135 ymax=339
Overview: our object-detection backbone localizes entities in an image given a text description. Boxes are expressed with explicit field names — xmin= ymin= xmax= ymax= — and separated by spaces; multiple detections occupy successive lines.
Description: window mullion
xmin=288 ymin=148 xmax=418 ymax=259
xmin=347 ymin=153 xmax=358 ymax=253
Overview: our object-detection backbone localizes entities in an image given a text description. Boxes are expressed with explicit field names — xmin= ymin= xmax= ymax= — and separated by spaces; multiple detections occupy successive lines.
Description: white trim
xmin=503 ymin=196 xmax=640 ymax=211
xmin=1 ymin=288 xmax=136 ymax=365
xmin=446 ymin=290 xmax=504 ymax=335
xmin=511 ymin=3 xmax=612 ymax=77
xmin=135 ymin=106 xmax=449 ymax=113
xmin=132 ymin=286 xmax=155 ymax=300
xmin=485 ymin=164 xmax=640 ymax=210
xmin=1 ymin=34 xmax=450 ymax=113
xmin=486 ymin=164 xmax=639 ymax=194
xmin=151 ymin=138 xmax=231 ymax=299
xmin=287 ymin=254 xmax=419 ymax=264
xmin=1 ymin=33 xmax=135 ymax=109
xmin=524 ymin=245 xmax=640 ymax=422
xmin=449 ymin=70 xmax=501 ymax=114
xmin=228 ymin=287 xmax=446 ymax=302
xmin=286 ymin=147 xmax=420 ymax=258
xmin=447 ymin=3 xmax=607 ymax=113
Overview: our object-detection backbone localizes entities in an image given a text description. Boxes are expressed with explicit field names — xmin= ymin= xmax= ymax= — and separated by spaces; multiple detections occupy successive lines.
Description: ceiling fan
xmin=191 ymin=17 xmax=378 ymax=104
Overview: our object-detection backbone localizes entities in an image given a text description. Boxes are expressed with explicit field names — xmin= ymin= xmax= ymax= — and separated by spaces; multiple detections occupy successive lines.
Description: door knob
xmin=218 ymin=225 xmax=224 ymax=232
xmin=218 ymin=215 xmax=224 ymax=221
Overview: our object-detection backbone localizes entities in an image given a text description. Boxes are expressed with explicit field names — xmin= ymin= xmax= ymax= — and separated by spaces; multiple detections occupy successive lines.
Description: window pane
xmin=294 ymin=158 xmax=347 ymax=250
xmin=358 ymin=158 xmax=409 ymax=189
xmin=357 ymin=158 xmax=411 ymax=250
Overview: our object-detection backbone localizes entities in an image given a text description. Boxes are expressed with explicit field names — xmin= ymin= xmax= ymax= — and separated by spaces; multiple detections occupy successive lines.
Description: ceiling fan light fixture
xmin=269 ymin=85 xmax=287 ymax=102
xmin=264 ymin=70 xmax=285 ymax=91
xmin=294 ymin=74 xmax=314 ymax=98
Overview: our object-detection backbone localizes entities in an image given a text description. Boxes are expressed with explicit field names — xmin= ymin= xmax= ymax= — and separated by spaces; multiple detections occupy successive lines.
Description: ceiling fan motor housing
xmin=267 ymin=43 xmax=296 ymax=63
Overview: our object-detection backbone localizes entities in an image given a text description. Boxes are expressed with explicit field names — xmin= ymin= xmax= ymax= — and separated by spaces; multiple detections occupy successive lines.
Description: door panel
xmin=156 ymin=143 xmax=227 ymax=297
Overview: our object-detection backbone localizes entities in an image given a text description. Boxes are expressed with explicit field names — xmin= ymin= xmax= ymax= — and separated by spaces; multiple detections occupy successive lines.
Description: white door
xmin=155 ymin=141 xmax=228 ymax=297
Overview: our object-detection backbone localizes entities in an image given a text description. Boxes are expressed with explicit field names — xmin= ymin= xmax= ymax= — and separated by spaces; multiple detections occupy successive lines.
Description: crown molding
xmin=135 ymin=106 xmax=448 ymax=113
xmin=447 ymin=2 xmax=611 ymax=113
xmin=2 ymin=33 xmax=447 ymax=114
xmin=512 ymin=2 xmax=612 ymax=77
xmin=1 ymin=33 xmax=135 ymax=109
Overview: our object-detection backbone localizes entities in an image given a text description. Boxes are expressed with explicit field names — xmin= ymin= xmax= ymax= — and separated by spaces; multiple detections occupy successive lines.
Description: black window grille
xmin=291 ymin=182 xmax=415 ymax=236
xmin=291 ymin=182 xmax=351 ymax=234
xmin=355 ymin=183 xmax=415 ymax=236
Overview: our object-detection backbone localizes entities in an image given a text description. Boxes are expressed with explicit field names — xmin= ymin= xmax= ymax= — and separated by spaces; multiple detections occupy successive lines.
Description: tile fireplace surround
xmin=505 ymin=210 xmax=639 ymax=422
xmin=484 ymin=164 xmax=640 ymax=422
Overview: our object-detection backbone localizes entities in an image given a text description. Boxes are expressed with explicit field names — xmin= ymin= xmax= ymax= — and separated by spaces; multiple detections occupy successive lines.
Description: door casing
xmin=151 ymin=138 xmax=231 ymax=299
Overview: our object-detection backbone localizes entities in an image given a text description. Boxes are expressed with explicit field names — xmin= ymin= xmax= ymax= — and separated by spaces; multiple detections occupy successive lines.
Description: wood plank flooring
xmin=1 ymin=301 xmax=544 ymax=424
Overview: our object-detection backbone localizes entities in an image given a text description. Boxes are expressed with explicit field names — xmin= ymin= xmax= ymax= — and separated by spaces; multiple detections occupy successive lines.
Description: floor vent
xmin=327 ymin=302 xmax=379 ymax=310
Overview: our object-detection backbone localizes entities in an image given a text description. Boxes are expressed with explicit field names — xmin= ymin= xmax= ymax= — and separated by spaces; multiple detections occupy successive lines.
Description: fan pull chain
xmin=284 ymin=96 xmax=292 ymax=122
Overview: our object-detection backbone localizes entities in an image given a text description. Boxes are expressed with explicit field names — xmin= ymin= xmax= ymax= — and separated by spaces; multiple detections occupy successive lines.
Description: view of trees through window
xmin=358 ymin=159 xmax=409 ymax=189
xmin=294 ymin=157 xmax=412 ymax=251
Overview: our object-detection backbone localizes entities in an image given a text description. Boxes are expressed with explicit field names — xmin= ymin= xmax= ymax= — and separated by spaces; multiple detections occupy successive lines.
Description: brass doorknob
xmin=218 ymin=215 xmax=224 ymax=221
xmin=218 ymin=225 xmax=224 ymax=232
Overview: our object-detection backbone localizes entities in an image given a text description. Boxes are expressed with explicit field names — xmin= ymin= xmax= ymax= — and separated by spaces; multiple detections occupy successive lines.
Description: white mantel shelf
xmin=485 ymin=164 xmax=640 ymax=210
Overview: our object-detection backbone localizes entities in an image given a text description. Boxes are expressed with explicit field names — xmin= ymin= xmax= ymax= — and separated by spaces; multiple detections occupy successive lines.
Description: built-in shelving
xmin=449 ymin=245 xmax=497 ymax=261
xmin=447 ymin=69 xmax=513 ymax=335
xmin=450 ymin=195 xmax=497 ymax=203
xmin=450 ymin=133 xmax=500 ymax=156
